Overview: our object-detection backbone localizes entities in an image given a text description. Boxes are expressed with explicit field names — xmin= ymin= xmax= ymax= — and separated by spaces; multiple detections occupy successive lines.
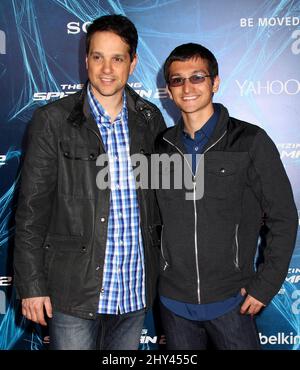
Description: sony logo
xmin=67 ymin=21 xmax=91 ymax=34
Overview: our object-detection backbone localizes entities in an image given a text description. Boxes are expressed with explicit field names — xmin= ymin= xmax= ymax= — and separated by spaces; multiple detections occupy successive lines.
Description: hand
xmin=240 ymin=288 xmax=266 ymax=316
xmin=21 ymin=296 xmax=53 ymax=326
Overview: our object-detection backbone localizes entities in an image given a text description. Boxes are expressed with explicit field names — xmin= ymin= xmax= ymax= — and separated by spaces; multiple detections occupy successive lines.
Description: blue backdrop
xmin=0 ymin=0 xmax=299 ymax=350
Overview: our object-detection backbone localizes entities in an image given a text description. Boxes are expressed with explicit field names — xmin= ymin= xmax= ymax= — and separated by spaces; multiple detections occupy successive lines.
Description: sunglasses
xmin=168 ymin=74 xmax=213 ymax=87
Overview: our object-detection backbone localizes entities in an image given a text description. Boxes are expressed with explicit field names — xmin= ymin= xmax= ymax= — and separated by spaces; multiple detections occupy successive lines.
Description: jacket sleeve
xmin=246 ymin=128 xmax=298 ymax=305
xmin=149 ymin=109 xmax=167 ymax=234
xmin=14 ymin=108 xmax=58 ymax=299
xmin=150 ymin=108 xmax=167 ymax=142
xmin=156 ymin=109 xmax=167 ymax=135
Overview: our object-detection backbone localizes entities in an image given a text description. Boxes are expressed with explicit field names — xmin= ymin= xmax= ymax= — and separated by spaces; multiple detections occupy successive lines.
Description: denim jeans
xmin=49 ymin=309 xmax=145 ymax=350
xmin=160 ymin=302 xmax=261 ymax=350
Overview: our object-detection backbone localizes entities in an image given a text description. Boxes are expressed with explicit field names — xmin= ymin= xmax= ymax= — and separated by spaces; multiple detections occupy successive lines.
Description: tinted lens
xmin=169 ymin=77 xmax=184 ymax=87
xmin=190 ymin=75 xmax=206 ymax=84
xmin=169 ymin=74 xmax=208 ymax=87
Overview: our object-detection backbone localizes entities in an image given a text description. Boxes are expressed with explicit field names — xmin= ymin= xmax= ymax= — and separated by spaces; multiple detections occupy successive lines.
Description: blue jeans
xmin=160 ymin=302 xmax=261 ymax=350
xmin=49 ymin=309 xmax=145 ymax=350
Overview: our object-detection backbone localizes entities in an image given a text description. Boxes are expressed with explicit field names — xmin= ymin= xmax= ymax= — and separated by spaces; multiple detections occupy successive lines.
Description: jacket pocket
xmin=205 ymin=159 xmax=237 ymax=199
xmin=59 ymin=140 xmax=100 ymax=197
xmin=160 ymin=225 xmax=169 ymax=271
xmin=43 ymin=235 xmax=86 ymax=300
xmin=43 ymin=234 xmax=86 ymax=252
xmin=60 ymin=141 xmax=99 ymax=161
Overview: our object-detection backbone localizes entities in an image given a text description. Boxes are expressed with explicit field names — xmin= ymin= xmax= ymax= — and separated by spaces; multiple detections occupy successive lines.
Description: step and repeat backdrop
xmin=0 ymin=0 xmax=300 ymax=350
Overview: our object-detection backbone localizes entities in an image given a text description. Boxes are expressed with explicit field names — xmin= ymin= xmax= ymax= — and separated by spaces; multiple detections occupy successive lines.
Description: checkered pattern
xmin=88 ymin=85 xmax=145 ymax=314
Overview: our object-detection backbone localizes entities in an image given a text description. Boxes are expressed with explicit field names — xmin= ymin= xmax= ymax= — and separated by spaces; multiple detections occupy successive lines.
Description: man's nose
xmin=183 ymin=78 xmax=192 ymax=93
xmin=102 ymin=59 xmax=113 ymax=73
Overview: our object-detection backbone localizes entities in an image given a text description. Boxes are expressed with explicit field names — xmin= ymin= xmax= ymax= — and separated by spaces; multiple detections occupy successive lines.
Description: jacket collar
xmin=162 ymin=103 xmax=229 ymax=152
xmin=125 ymin=84 xmax=156 ymax=114
xmin=66 ymin=81 xmax=155 ymax=155
xmin=67 ymin=82 xmax=156 ymax=127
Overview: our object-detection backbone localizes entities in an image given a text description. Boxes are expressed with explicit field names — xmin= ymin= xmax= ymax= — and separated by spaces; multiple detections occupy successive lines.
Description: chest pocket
xmin=60 ymin=141 xmax=99 ymax=161
xmin=59 ymin=140 xmax=101 ymax=198
xmin=204 ymin=156 xmax=238 ymax=199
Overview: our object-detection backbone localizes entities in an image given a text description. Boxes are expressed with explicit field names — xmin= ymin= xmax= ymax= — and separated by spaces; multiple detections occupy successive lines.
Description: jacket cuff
xmin=15 ymin=279 xmax=48 ymax=299
xmin=245 ymin=276 xmax=281 ymax=306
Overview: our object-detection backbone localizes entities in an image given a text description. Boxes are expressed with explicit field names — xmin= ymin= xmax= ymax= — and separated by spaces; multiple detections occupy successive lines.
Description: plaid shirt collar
xmin=87 ymin=82 xmax=128 ymax=125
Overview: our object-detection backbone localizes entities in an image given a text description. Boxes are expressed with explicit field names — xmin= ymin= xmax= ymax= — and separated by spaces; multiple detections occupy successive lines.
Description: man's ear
xmin=212 ymin=75 xmax=220 ymax=93
xmin=167 ymin=85 xmax=173 ymax=100
xmin=129 ymin=53 xmax=138 ymax=75
xmin=85 ymin=55 xmax=88 ymax=70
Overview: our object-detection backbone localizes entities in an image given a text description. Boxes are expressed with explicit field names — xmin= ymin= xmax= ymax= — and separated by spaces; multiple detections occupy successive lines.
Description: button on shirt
xmin=181 ymin=104 xmax=219 ymax=174
xmin=88 ymin=85 xmax=145 ymax=314
xmin=161 ymin=104 xmax=243 ymax=320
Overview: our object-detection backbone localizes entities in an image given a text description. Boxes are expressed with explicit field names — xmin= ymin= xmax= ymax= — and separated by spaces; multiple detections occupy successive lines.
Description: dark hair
xmin=164 ymin=43 xmax=218 ymax=84
xmin=86 ymin=14 xmax=138 ymax=61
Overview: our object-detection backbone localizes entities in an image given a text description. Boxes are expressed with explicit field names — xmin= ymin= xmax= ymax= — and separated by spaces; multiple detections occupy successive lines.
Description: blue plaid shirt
xmin=87 ymin=85 xmax=146 ymax=314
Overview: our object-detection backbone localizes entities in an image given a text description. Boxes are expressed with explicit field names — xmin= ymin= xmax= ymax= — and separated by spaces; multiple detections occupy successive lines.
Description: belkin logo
xmin=0 ymin=30 xmax=6 ymax=54
xmin=259 ymin=332 xmax=300 ymax=345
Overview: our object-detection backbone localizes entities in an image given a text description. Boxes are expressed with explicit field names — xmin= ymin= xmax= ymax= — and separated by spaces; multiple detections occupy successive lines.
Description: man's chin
xmin=94 ymin=87 xmax=122 ymax=98
xmin=180 ymin=107 xmax=199 ymax=114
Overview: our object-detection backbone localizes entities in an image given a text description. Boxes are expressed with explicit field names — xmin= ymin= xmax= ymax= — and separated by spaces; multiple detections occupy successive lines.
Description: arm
xmin=245 ymin=129 xmax=298 ymax=306
xmin=14 ymin=108 xmax=58 ymax=323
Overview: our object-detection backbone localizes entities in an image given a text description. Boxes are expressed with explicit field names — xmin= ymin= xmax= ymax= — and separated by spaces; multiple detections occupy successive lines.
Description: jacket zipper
xmin=163 ymin=130 xmax=227 ymax=304
xmin=192 ymin=177 xmax=201 ymax=303
xmin=203 ymin=131 xmax=227 ymax=154
xmin=234 ymin=223 xmax=240 ymax=270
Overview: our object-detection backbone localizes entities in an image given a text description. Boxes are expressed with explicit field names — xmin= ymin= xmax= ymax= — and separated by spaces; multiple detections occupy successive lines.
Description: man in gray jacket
xmin=155 ymin=43 xmax=298 ymax=350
